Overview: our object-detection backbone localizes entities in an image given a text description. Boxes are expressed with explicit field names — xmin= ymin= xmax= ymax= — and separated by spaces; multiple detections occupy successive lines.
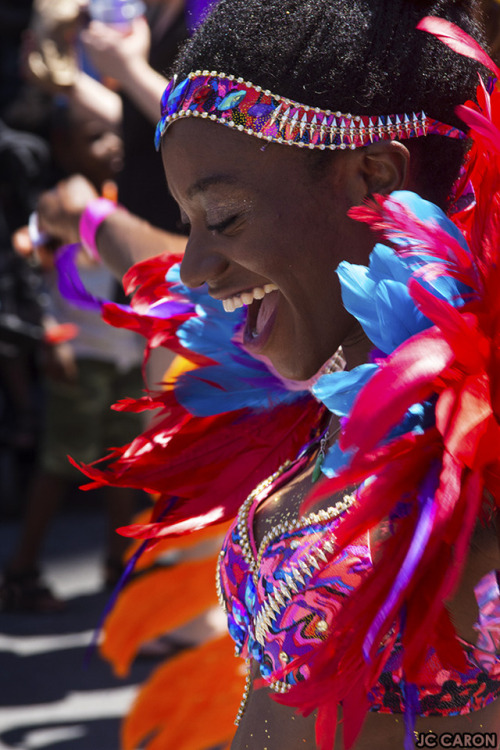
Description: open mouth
xmin=243 ymin=289 xmax=279 ymax=351
xmin=221 ymin=284 xmax=280 ymax=352
xmin=221 ymin=283 xmax=277 ymax=313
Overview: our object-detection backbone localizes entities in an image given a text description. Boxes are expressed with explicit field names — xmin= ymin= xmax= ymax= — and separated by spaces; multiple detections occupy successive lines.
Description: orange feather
xmin=121 ymin=635 xmax=244 ymax=750
xmin=101 ymin=556 xmax=220 ymax=676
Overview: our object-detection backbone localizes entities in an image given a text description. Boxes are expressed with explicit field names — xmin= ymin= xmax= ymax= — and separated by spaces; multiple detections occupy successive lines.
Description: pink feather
xmin=455 ymin=104 xmax=500 ymax=154
xmin=417 ymin=16 xmax=500 ymax=78
xmin=349 ymin=196 xmax=477 ymax=284
xmin=339 ymin=330 xmax=454 ymax=456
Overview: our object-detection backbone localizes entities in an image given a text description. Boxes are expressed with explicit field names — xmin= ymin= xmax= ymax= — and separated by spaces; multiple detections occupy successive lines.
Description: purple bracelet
xmin=79 ymin=198 xmax=119 ymax=260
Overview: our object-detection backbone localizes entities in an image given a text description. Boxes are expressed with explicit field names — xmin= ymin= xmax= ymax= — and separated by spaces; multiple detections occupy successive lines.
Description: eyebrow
xmin=187 ymin=174 xmax=238 ymax=199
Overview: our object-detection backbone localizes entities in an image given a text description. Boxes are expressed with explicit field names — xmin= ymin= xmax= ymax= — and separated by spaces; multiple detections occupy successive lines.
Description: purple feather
xmin=55 ymin=244 xmax=192 ymax=320
xmin=362 ymin=464 xmax=439 ymax=661
xmin=146 ymin=299 xmax=193 ymax=318
xmin=403 ymin=681 xmax=420 ymax=750
xmin=85 ymin=497 xmax=179 ymax=666
xmin=55 ymin=244 xmax=103 ymax=313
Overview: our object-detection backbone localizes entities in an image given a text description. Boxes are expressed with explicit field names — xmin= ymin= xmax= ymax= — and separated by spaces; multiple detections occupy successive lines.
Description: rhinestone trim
xmin=219 ymin=456 xmax=357 ymax=726
xmin=215 ymin=547 xmax=227 ymax=615
xmin=155 ymin=70 xmax=465 ymax=150
xmin=236 ymin=460 xmax=293 ymax=575
xmin=234 ymin=658 xmax=252 ymax=725
xmin=253 ymin=493 xmax=356 ymax=647
xmin=156 ymin=71 xmax=466 ymax=152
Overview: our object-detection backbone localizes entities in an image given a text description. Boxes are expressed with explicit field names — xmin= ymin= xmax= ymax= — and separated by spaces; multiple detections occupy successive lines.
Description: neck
xmin=341 ymin=322 xmax=373 ymax=371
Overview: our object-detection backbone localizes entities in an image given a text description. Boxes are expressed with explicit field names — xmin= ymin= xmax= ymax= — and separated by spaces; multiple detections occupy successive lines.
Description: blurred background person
xmin=0 ymin=119 xmax=48 ymax=513
xmin=0 ymin=0 xmax=193 ymax=612
xmin=0 ymin=61 xmax=146 ymax=611
xmin=0 ymin=0 xmax=50 ymax=513
xmin=77 ymin=0 xmax=188 ymax=231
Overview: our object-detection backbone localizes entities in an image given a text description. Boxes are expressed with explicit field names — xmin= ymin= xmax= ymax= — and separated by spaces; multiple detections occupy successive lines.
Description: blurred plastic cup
xmin=89 ymin=0 xmax=145 ymax=31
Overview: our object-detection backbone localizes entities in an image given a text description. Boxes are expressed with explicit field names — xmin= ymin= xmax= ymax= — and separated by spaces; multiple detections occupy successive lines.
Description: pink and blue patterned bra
xmin=217 ymin=458 xmax=500 ymax=718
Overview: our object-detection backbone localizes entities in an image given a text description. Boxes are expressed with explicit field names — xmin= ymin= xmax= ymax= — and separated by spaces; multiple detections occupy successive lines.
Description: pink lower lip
xmin=243 ymin=291 xmax=279 ymax=353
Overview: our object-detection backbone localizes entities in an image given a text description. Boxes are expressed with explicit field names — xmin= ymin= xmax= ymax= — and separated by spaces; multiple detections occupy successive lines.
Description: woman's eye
xmin=207 ymin=214 xmax=239 ymax=233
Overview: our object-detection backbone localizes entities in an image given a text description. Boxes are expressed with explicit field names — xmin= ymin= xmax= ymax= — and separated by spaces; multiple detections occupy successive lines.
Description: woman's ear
xmin=361 ymin=141 xmax=409 ymax=196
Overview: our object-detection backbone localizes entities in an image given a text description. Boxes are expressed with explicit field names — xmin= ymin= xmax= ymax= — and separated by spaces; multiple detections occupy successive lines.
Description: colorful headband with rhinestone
xmin=155 ymin=71 xmax=466 ymax=151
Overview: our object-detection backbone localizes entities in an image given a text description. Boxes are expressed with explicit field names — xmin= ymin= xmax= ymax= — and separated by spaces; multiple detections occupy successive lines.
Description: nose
xmin=180 ymin=236 xmax=230 ymax=288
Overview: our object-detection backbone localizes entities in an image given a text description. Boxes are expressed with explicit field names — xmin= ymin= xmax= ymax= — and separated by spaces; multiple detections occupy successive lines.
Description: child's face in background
xmin=73 ymin=115 xmax=123 ymax=187
xmin=52 ymin=106 xmax=123 ymax=189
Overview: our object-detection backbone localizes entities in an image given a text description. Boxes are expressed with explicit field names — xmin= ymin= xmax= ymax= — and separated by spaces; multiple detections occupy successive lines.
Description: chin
xmin=267 ymin=347 xmax=327 ymax=384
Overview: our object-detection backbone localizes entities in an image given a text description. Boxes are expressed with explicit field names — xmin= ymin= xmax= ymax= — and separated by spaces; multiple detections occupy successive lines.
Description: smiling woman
xmin=156 ymin=0 xmax=481 ymax=385
xmin=163 ymin=117 xmax=377 ymax=379
xmin=149 ymin=0 xmax=500 ymax=746
xmin=61 ymin=0 xmax=500 ymax=748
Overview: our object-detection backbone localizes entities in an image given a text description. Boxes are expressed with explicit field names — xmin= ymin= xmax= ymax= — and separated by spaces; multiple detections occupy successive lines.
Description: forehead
xmin=161 ymin=117 xmax=322 ymax=202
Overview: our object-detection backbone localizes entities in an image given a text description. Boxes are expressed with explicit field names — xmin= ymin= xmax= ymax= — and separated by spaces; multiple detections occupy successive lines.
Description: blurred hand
xmin=12 ymin=225 xmax=59 ymax=270
xmin=22 ymin=26 xmax=78 ymax=94
xmin=12 ymin=226 xmax=34 ymax=260
xmin=81 ymin=16 xmax=151 ymax=84
xmin=37 ymin=175 xmax=99 ymax=245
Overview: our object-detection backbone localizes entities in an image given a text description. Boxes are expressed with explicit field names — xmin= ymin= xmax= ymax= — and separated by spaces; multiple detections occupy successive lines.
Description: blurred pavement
xmin=0 ymin=498 xmax=155 ymax=750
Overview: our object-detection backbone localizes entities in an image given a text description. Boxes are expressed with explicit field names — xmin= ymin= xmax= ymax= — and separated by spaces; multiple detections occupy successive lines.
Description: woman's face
xmin=162 ymin=118 xmax=375 ymax=380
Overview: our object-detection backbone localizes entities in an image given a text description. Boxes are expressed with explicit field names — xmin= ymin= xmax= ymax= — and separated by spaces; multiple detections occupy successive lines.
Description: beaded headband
xmin=155 ymin=71 xmax=466 ymax=152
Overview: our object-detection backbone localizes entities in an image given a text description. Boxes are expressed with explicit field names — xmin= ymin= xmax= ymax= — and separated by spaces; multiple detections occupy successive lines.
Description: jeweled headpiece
xmin=155 ymin=71 xmax=466 ymax=151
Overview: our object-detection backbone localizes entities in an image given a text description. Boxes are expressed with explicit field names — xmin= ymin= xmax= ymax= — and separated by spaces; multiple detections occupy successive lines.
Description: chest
xmin=253 ymin=452 xmax=352 ymax=548
xmin=217 ymin=460 xmax=367 ymax=689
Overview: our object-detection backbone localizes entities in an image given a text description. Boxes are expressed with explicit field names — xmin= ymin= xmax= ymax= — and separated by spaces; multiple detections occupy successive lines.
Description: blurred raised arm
xmin=81 ymin=17 xmax=167 ymax=125
xmin=37 ymin=175 xmax=186 ymax=279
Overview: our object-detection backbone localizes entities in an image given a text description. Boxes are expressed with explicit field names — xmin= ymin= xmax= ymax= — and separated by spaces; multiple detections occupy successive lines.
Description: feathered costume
xmin=273 ymin=19 xmax=500 ymax=750
xmin=57 ymin=18 xmax=500 ymax=750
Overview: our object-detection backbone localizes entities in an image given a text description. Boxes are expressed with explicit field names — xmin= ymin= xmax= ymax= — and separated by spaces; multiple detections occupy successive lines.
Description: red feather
xmin=315 ymin=703 xmax=338 ymax=750
xmin=101 ymin=302 xmax=208 ymax=366
xmin=122 ymin=252 xmax=184 ymax=310
xmin=74 ymin=391 xmax=322 ymax=538
xmin=349 ymin=195 xmax=477 ymax=288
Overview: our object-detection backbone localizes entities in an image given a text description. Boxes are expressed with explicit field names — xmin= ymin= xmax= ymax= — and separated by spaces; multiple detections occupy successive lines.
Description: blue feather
xmin=315 ymin=191 xmax=471 ymax=478
xmin=165 ymin=264 xmax=309 ymax=415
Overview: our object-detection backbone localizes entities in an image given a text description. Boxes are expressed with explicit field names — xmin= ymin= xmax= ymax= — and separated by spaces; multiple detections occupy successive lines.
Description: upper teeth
xmin=222 ymin=284 xmax=278 ymax=313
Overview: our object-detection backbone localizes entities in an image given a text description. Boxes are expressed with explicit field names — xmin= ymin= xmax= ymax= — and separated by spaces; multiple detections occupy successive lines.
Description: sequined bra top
xmin=217 ymin=457 xmax=500 ymax=719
